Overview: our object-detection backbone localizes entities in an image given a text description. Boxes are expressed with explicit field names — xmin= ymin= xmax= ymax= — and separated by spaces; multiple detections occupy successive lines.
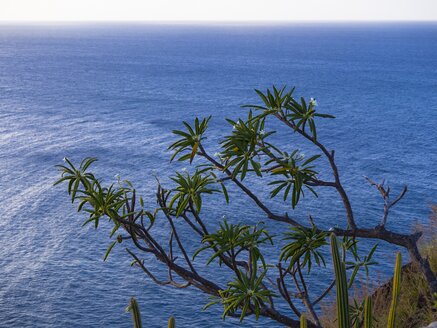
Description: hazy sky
xmin=1 ymin=0 xmax=437 ymax=22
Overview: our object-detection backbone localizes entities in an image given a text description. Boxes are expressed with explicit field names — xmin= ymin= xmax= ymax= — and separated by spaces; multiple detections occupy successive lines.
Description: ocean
xmin=0 ymin=23 xmax=436 ymax=327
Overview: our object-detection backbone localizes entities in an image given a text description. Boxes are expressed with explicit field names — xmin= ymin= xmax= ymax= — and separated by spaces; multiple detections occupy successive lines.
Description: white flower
xmin=328 ymin=227 xmax=334 ymax=232
xmin=309 ymin=98 xmax=318 ymax=107
xmin=259 ymin=129 xmax=265 ymax=136
xmin=214 ymin=152 xmax=221 ymax=158
xmin=181 ymin=167 xmax=187 ymax=172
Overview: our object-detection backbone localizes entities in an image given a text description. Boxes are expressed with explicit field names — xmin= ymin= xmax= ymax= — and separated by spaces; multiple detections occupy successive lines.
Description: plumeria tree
xmin=55 ymin=86 xmax=437 ymax=327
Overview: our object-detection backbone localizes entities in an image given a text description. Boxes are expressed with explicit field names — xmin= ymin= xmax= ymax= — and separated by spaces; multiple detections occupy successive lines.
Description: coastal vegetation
xmin=55 ymin=86 xmax=437 ymax=327
xmin=321 ymin=228 xmax=437 ymax=328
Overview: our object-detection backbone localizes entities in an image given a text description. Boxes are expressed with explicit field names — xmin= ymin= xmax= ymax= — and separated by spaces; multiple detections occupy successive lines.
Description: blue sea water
xmin=0 ymin=23 xmax=436 ymax=327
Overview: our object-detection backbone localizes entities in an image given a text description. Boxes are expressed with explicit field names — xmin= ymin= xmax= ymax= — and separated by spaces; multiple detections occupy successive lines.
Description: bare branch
xmin=277 ymin=263 xmax=301 ymax=317
xmin=365 ymin=176 xmax=408 ymax=227
xmin=312 ymin=280 xmax=335 ymax=306
xmin=126 ymin=248 xmax=191 ymax=288
xmin=297 ymin=262 xmax=322 ymax=327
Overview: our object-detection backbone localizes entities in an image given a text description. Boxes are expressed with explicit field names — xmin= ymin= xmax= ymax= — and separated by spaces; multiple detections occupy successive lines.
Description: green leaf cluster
xmin=169 ymin=116 xmax=211 ymax=163
xmin=345 ymin=242 xmax=378 ymax=288
xmin=169 ymin=170 xmax=220 ymax=216
xmin=199 ymin=220 xmax=274 ymax=321
xmin=244 ymin=86 xmax=334 ymax=141
xmin=268 ymin=150 xmax=320 ymax=208
xmin=280 ymin=225 xmax=328 ymax=273
xmin=219 ymin=111 xmax=273 ymax=180
xmin=216 ymin=270 xmax=274 ymax=321
xmin=55 ymin=157 xmax=155 ymax=261
xmin=194 ymin=220 xmax=272 ymax=268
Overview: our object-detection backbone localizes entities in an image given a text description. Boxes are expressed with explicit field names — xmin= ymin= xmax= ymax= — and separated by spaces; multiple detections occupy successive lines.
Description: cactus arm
xmin=330 ymin=233 xmax=351 ymax=328
xmin=127 ymin=298 xmax=142 ymax=328
xmin=168 ymin=315 xmax=176 ymax=328
xmin=387 ymin=252 xmax=402 ymax=328
xmin=363 ymin=296 xmax=373 ymax=328
xmin=300 ymin=313 xmax=307 ymax=328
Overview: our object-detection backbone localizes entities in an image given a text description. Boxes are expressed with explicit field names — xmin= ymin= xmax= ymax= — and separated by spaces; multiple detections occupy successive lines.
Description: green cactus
xmin=300 ymin=313 xmax=307 ymax=328
xmin=329 ymin=235 xmax=402 ymax=328
xmin=126 ymin=297 xmax=142 ymax=328
xmin=363 ymin=295 xmax=373 ymax=328
xmin=126 ymin=298 xmax=174 ymax=328
xmin=387 ymin=252 xmax=402 ymax=328
xmin=330 ymin=233 xmax=351 ymax=328
xmin=168 ymin=315 xmax=176 ymax=328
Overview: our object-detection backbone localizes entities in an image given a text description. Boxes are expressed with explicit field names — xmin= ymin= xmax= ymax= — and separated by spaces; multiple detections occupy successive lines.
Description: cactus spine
xmin=168 ymin=315 xmax=176 ymax=328
xmin=330 ymin=233 xmax=351 ymax=328
xmin=127 ymin=297 xmax=142 ymax=328
xmin=387 ymin=252 xmax=402 ymax=328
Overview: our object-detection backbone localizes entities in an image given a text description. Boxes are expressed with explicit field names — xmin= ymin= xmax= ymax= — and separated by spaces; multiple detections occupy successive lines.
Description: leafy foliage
xmin=268 ymin=150 xmax=320 ymax=208
xmin=243 ymin=86 xmax=293 ymax=113
xmin=280 ymin=225 xmax=328 ymax=273
xmin=54 ymin=157 xmax=97 ymax=202
xmin=244 ymin=86 xmax=334 ymax=141
xmin=208 ymin=270 xmax=275 ymax=322
xmin=169 ymin=116 xmax=211 ymax=163
xmin=54 ymin=85 xmax=427 ymax=327
xmin=169 ymin=170 xmax=220 ymax=216
xmin=345 ymin=242 xmax=378 ymax=288
xmin=349 ymin=298 xmax=365 ymax=328
xmin=285 ymin=96 xmax=335 ymax=140
xmin=55 ymin=157 xmax=154 ymax=263
xmin=194 ymin=220 xmax=272 ymax=268
xmin=219 ymin=111 xmax=273 ymax=180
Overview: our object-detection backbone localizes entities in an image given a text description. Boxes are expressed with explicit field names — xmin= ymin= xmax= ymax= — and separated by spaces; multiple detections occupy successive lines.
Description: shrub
xmin=55 ymin=86 xmax=437 ymax=327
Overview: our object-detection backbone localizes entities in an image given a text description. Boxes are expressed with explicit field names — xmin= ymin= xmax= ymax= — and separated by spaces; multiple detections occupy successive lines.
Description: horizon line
xmin=1 ymin=19 xmax=437 ymax=25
